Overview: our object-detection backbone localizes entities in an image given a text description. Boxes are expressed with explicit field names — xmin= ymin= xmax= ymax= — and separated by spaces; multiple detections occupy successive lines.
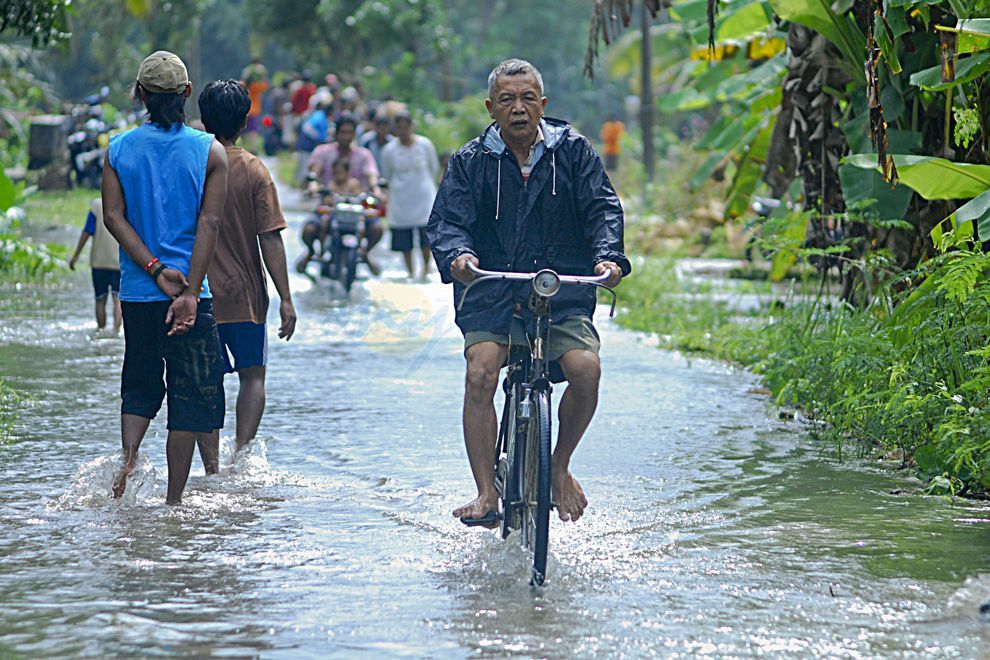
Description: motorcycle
xmin=65 ymin=89 xmax=124 ymax=189
xmin=312 ymin=190 xmax=383 ymax=295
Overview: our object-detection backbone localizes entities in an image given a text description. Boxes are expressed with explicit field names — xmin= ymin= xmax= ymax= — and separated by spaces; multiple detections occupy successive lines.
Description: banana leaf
xmin=712 ymin=1 xmax=774 ymax=45
xmin=669 ymin=0 xmax=709 ymax=23
xmin=0 ymin=172 xmax=15 ymax=212
xmin=843 ymin=154 xmax=990 ymax=200
xmin=725 ymin=124 xmax=772 ymax=220
xmin=767 ymin=0 xmax=867 ymax=81
xmin=697 ymin=112 xmax=762 ymax=151
xmin=690 ymin=151 xmax=730 ymax=189
xmin=659 ymin=53 xmax=784 ymax=113
xmin=942 ymin=189 xmax=990 ymax=241
xmin=885 ymin=6 xmax=910 ymax=38
xmin=838 ymin=164 xmax=913 ymax=220
xmin=770 ymin=210 xmax=809 ymax=281
xmin=886 ymin=0 xmax=946 ymax=6
xmin=875 ymin=13 xmax=902 ymax=74
xmin=909 ymin=52 xmax=990 ymax=91
xmin=936 ymin=19 xmax=990 ymax=55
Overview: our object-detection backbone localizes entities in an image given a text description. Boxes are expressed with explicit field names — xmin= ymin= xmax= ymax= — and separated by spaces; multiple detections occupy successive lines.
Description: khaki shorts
xmin=463 ymin=315 xmax=600 ymax=363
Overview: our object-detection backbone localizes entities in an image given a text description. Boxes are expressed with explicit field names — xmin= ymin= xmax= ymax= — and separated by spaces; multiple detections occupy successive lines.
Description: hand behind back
xmin=156 ymin=268 xmax=189 ymax=299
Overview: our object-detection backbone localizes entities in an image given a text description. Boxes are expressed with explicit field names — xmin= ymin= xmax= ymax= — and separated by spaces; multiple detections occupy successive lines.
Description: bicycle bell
xmin=532 ymin=269 xmax=561 ymax=297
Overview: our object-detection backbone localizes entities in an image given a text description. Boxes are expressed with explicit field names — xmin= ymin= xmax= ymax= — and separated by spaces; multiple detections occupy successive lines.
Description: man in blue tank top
xmin=101 ymin=50 xmax=229 ymax=505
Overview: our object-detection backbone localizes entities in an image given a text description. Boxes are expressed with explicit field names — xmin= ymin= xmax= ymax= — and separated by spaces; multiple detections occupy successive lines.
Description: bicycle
xmin=457 ymin=262 xmax=618 ymax=586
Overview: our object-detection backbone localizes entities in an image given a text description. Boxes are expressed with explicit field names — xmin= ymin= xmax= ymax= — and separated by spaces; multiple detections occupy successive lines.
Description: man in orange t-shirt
xmin=600 ymin=115 xmax=625 ymax=171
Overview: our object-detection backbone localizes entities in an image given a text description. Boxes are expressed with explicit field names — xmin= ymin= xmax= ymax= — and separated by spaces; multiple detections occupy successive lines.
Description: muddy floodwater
xmin=2 ymin=180 xmax=989 ymax=658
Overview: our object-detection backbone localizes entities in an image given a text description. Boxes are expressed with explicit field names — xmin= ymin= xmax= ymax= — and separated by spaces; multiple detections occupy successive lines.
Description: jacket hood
xmin=480 ymin=117 xmax=570 ymax=156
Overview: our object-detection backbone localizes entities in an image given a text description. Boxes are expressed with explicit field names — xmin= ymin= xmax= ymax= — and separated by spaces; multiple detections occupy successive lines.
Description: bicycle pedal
xmin=460 ymin=511 xmax=502 ymax=527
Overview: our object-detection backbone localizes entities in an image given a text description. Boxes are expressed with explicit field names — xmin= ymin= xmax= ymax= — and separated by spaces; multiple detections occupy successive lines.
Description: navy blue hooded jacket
xmin=427 ymin=117 xmax=631 ymax=336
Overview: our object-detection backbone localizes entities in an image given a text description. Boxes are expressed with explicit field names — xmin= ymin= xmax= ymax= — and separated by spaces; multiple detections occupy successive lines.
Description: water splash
xmin=217 ymin=434 xmax=281 ymax=487
xmin=433 ymin=530 xmax=563 ymax=594
xmin=49 ymin=452 xmax=160 ymax=510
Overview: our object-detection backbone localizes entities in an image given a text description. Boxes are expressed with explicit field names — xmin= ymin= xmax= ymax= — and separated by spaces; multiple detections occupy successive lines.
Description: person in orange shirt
xmin=600 ymin=114 xmax=625 ymax=171
xmin=241 ymin=57 xmax=269 ymax=136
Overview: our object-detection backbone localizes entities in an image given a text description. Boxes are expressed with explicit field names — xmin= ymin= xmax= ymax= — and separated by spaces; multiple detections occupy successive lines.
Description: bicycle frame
xmin=458 ymin=262 xmax=617 ymax=584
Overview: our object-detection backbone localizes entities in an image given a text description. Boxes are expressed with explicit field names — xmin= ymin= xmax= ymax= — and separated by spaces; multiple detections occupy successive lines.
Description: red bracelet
xmin=145 ymin=257 xmax=160 ymax=272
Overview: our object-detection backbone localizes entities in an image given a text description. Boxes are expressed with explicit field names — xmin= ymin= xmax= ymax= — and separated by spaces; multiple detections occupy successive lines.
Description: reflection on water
xmin=1 ymin=186 xmax=989 ymax=657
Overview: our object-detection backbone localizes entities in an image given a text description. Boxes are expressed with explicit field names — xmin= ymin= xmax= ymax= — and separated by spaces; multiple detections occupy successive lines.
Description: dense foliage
xmin=591 ymin=0 xmax=990 ymax=291
xmin=618 ymin=229 xmax=990 ymax=495
xmin=0 ymin=0 xmax=70 ymax=46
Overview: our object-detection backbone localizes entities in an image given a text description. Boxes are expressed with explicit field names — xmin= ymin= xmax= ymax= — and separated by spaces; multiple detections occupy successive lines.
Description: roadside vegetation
xmin=596 ymin=0 xmax=990 ymax=495
xmin=619 ymin=233 xmax=990 ymax=496
xmin=0 ymin=180 xmax=68 ymax=284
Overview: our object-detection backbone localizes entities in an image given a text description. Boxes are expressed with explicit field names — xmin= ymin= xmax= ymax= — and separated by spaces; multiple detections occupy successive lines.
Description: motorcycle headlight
xmin=533 ymin=269 xmax=561 ymax=297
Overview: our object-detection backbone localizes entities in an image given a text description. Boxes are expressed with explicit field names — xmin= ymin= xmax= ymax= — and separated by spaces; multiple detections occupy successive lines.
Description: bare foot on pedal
xmin=552 ymin=468 xmax=588 ymax=522
xmin=453 ymin=492 xmax=499 ymax=528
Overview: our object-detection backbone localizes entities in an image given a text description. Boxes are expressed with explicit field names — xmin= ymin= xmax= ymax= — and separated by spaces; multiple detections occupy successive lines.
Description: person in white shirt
xmin=68 ymin=199 xmax=122 ymax=334
xmin=380 ymin=112 xmax=439 ymax=279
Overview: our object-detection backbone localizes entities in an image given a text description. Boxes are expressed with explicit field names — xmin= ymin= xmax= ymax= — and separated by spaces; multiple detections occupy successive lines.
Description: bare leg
xmin=111 ymin=294 xmax=122 ymax=335
xmin=419 ymin=246 xmax=432 ymax=278
xmin=196 ymin=429 xmax=220 ymax=474
xmin=95 ymin=297 xmax=107 ymax=331
xmin=453 ymin=342 xmax=507 ymax=524
xmin=365 ymin=223 xmax=383 ymax=250
xmin=113 ymin=413 xmax=151 ymax=497
xmin=235 ymin=366 xmax=266 ymax=450
xmin=552 ymin=350 xmax=601 ymax=522
xmin=296 ymin=224 xmax=318 ymax=273
xmin=165 ymin=430 xmax=197 ymax=504
xmin=402 ymin=250 xmax=415 ymax=278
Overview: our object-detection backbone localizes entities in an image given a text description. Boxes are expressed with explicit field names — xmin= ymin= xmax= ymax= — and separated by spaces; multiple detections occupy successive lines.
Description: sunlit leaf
xmin=909 ymin=52 xmax=990 ymax=91
xmin=843 ymin=154 xmax=990 ymax=200
xmin=766 ymin=0 xmax=866 ymax=80
xmin=943 ymin=190 xmax=990 ymax=241
xmin=715 ymin=1 xmax=773 ymax=45
xmin=0 ymin=172 xmax=14 ymax=212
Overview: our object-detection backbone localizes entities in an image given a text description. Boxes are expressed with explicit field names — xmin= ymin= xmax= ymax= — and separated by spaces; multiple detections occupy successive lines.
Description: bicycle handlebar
xmin=457 ymin=262 xmax=618 ymax=317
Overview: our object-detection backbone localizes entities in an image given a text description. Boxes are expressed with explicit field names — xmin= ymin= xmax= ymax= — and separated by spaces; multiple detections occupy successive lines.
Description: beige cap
xmin=137 ymin=50 xmax=189 ymax=94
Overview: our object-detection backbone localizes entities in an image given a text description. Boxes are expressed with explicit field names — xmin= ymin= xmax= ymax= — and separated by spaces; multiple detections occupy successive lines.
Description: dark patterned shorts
xmin=120 ymin=299 xmax=225 ymax=432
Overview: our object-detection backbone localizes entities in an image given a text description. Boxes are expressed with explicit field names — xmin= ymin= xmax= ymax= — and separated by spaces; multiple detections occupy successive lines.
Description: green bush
xmin=618 ymin=238 xmax=990 ymax=495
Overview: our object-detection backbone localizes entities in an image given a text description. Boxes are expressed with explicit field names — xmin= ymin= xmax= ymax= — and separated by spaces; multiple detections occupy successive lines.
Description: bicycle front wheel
xmin=525 ymin=390 xmax=552 ymax=586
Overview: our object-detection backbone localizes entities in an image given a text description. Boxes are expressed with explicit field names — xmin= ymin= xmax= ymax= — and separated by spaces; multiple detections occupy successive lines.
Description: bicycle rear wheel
xmin=524 ymin=390 xmax=552 ymax=586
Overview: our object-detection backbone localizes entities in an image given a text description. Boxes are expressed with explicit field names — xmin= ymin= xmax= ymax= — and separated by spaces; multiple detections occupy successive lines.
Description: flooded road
xmin=2 ymin=174 xmax=989 ymax=657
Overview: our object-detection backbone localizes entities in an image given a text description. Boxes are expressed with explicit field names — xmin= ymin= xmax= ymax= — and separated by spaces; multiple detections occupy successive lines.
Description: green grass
xmin=0 ymin=188 xmax=83 ymax=283
xmin=616 ymin=247 xmax=990 ymax=497
xmin=616 ymin=258 xmax=772 ymax=361
xmin=21 ymin=188 xmax=95 ymax=235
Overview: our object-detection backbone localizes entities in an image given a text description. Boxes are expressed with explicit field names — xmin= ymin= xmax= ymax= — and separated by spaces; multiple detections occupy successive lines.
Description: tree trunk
xmin=640 ymin=2 xmax=655 ymax=182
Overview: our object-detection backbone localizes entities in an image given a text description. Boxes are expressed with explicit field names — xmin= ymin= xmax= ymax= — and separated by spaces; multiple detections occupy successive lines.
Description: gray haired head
xmin=487 ymin=59 xmax=545 ymax=99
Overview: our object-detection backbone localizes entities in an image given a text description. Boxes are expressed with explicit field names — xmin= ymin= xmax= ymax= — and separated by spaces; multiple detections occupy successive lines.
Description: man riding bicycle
xmin=427 ymin=59 xmax=631 ymax=526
